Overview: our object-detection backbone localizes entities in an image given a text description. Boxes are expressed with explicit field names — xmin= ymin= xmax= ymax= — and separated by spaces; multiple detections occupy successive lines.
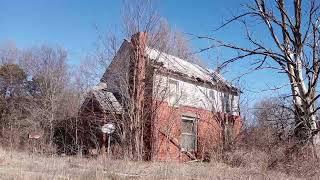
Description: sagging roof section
xmin=85 ymin=83 xmax=123 ymax=114
xmin=145 ymin=47 xmax=239 ymax=93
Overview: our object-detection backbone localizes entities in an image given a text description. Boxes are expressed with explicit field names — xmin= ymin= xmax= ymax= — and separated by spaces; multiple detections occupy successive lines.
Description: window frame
xmin=168 ymin=79 xmax=179 ymax=107
xmin=209 ymin=89 xmax=215 ymax=100
xmin=223 ymin=93 xmax=231 ymax=113
xmin=180 ymin=115 xmax=197 ymax=152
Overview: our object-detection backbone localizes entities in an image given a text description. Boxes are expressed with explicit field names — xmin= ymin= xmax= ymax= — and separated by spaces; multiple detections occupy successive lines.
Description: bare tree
xmin=21 ymin=45 xmax=69 ymax=148
xmin=0 ymin=63 xmax=30 ymax=149
xmin=196 ymin=0 xmax=320 ymax=143
xmin=0 ymin=43 xmax=95 ymax=153
xmin=0 ymin=41 xmax=18 ymax=64
xmin=254 ymin=97 xmax=295 ymax=141
xmin=94 ymin=0 xmax=200 ymax=70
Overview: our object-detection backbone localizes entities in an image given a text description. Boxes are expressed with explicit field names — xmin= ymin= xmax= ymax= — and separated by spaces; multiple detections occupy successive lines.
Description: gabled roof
xmin=145 ymin=47 xmax=239 ymax=93
xmin=101 ymin=38 xmax=239 ymax=94
xmin=83 ymin=83 xmax=123 ymax=114
xmin=146 ymin=47 xmax=213 ymax=82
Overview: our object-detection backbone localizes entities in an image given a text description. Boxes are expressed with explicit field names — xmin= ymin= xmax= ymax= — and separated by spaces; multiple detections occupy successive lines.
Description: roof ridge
xmin=145 ymin=46 xmax=239 ymax=93
xmin=146 ymin=46 xmax=203 ymax=68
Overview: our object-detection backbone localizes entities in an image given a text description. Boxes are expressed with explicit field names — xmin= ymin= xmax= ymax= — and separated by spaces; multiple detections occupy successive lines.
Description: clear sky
xmin=0 ymin=0 xmax=289 ymax=106
xmin=1 ymin=0 xmax=245 ymax=59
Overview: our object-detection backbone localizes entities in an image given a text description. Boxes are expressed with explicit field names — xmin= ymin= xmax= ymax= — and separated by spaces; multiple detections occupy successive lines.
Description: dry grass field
xmin=0 ymin=148 xmax=306 ymax=180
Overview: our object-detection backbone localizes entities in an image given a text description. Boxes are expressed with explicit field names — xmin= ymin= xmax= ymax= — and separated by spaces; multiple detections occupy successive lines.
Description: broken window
xmin=168 ymin=79 xmax=179 ymax=106
xmin=223 ymin=93 xmax=231 ymax=113
xmin=181 ymin=115 xmax=197 ymax=152
xmin=209 ymin=90 xmax=215 ymax=100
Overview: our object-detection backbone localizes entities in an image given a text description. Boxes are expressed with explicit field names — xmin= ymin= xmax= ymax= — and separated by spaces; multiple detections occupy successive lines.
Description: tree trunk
xmin=288 ymin=55 xmax=318 ymax=141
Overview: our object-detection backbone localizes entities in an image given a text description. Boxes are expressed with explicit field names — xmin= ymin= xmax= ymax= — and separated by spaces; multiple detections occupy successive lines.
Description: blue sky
xmin=0 ymin=0 xmax=289 ymax=104
xmin=0 ymin=0 xmax=244 ymax=59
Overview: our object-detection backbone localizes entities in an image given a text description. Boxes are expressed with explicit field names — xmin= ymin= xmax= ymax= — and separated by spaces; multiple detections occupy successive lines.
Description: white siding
xmin=154 ymin=74 xmax=240 ymax=115
xmin=231 ymin=94 xmax=240 ymax=116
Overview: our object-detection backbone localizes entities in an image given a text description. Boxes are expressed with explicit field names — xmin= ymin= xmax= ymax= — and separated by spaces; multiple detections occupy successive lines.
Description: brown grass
xmin=0 ymin=148 xmax=305 ymax=180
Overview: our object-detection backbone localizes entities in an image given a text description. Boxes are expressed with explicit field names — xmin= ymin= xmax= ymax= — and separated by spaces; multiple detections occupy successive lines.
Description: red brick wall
xmin=152 ymin=101 xmax=242 ymax=162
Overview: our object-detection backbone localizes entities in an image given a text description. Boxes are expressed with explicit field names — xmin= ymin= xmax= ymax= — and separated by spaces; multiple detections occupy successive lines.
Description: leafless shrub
xmin=221 ymin=96 xmax=320 ymax=177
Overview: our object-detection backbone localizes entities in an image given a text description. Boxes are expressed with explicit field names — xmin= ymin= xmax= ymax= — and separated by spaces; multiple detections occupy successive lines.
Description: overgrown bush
xmin=219 ymin=124 xmax=320 ymax=177
xmin=212 ymin=97 xmax=320 ymax=177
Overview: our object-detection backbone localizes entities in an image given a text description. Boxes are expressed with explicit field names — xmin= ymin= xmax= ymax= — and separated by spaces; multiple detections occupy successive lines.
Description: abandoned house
xmin=79 ymin=32 xmax=242 ymax=162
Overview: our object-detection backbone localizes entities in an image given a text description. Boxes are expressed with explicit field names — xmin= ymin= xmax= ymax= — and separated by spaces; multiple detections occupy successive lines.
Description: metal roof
xmin=145 ymin=47 xmax=239 ymax=92
xmin=86 ymin=83 xmax=123 ymax=114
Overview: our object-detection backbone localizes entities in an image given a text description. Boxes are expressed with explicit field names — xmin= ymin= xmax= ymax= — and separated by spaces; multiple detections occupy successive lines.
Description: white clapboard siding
xmin=154 ymin=74 xmax=239 ymax=116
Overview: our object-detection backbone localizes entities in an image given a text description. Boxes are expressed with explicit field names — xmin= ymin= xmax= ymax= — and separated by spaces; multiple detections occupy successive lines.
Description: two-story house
xmin=80 ymin=32 xmax=242 ymax=161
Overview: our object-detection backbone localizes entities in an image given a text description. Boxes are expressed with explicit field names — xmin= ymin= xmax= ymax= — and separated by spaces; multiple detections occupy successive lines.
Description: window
xmin=168 ymin=79 xmax=179 ymax=106
xmin=209 ymin=90 xmax=215 ymax=100
xmin=223 ymin=93 xmax=231 ymax=113
xmin=181 ymin=116 xmax=197 ymax=152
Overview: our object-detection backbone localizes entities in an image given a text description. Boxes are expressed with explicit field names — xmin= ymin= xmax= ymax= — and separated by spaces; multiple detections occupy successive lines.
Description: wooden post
xmin=107 ymin=134 xmax=111 ymax=157
xmin=102 ymin=114 xmax=107 ymax=157
xmin=101 ymin=122 xmax=115 ymax=158
xmin=102 ymin=133 xmax=106 ymax=157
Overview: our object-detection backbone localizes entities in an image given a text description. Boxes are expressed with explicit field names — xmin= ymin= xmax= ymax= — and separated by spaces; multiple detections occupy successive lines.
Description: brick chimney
xmin=131 ymin=32 xmax=148 ymax=55
xmin=129 ymin=32 xmax=153 ymax=160
xmin=129 ymin=32 xmax=148 ymax=107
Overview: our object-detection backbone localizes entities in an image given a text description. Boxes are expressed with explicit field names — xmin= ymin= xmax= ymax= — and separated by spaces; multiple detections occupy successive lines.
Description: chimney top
xmin=131 ymin=32 xmax=148 ymax=48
